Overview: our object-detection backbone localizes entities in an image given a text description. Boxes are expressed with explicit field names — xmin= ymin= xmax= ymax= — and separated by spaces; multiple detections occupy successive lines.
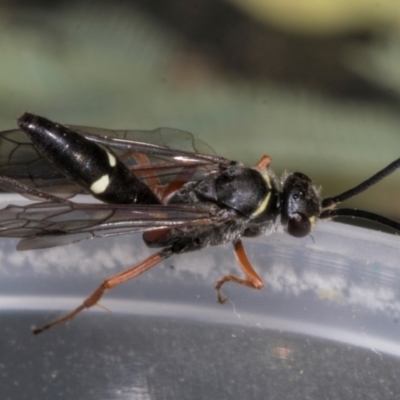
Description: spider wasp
xmin=0 ymin=113 xmax=398 ymax=334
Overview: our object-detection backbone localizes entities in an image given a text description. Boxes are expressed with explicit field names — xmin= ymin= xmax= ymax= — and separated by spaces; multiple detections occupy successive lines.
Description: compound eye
xmin=287 ymin=213 xmax=311 ymax=237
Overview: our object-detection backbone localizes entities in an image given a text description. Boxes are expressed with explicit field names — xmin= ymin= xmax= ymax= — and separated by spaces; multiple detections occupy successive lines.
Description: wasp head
xmin=281 ymin=172 xmax=321 ymax=237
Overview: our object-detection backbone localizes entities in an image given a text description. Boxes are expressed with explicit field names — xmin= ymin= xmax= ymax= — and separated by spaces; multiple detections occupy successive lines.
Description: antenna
xmin=320 ymin=158 xmax=400 ymax=231
xmin=322 ymin=158 xmax=400 ymax=209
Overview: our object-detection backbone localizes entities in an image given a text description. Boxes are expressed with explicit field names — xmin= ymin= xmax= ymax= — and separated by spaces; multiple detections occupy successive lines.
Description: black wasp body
xmin=0 ymin=113 xmax=398 ymax=334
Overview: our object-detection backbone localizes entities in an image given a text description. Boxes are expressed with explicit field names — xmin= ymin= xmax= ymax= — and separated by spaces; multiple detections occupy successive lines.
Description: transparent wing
xmin=0 ymin=129 xmax=77 ymax=198
xmin=0 ymin=200 xmax=225 ymax=250
xmin=73 ymin=126 xmax=217 ymax=156
xmin=0 ymin=126 xmax=230 ymax=198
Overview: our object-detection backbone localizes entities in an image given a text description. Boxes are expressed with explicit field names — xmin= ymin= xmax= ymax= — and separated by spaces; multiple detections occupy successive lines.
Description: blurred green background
xmin=1 ymin=0 xmax=400 ymax=221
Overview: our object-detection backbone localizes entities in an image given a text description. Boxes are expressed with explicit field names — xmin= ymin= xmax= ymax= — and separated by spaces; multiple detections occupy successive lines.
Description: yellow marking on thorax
xmin=252 ymin=192 xmax=272 ymax=217
xmin=251 ymin=170 xmax=273 ymax=217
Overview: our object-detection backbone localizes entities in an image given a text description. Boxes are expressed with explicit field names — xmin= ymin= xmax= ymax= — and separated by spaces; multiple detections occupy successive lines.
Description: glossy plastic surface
xmin=1 ymin=206 xmax=400 ymax=399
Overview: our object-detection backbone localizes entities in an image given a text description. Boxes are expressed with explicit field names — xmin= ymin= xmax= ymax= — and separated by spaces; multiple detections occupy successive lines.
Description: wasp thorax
xmin=281 ymin=172 xmax=321 ymax=237
xmin=215 ymin=167 xmax=270 ymax=216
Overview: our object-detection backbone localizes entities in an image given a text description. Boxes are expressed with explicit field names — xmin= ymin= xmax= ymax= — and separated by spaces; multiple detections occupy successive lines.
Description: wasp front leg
xmin=215 ymin=240 xmax=264 ymax=303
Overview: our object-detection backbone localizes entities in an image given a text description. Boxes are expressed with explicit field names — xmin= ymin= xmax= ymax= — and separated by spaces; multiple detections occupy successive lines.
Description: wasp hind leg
xmin=32 ymin=248 xmax=173 ymax=335
xmin=215 ymin=240 xmax=264 ymax=303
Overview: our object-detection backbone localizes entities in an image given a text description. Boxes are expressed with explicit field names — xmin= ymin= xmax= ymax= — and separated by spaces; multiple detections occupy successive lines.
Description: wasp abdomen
xmin=17 ymin=113 xmax=160 ymax=205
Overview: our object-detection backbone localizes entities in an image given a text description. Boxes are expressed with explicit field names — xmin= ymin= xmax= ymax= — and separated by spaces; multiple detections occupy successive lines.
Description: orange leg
xmin=32 ymin=250 xmax=171 ymax=335
xmin=130 ymin=153 xmax=162 ymax=188
xmin=124 ymin=153 xmax=175 ymax=202
xmin=156 ymin=179 xmax=187 ymax=203
xmin=255 ymin=155 xmax=271 ymax=170
xmin=127 ymin=153 xmax=195 ymax=203
xmin=215 ymin=240 xmax=264 ymax=303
